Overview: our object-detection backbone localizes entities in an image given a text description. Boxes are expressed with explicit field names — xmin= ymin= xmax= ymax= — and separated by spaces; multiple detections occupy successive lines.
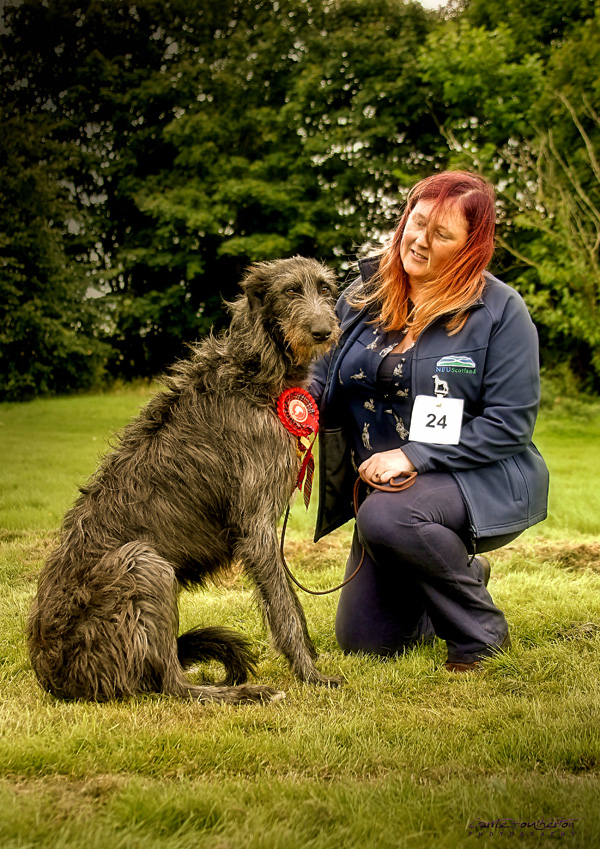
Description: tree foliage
xmin=1 ymin=0 xmax=600 ymax=398
xmin=419 ymin=0 xmax=600 ymax=387
xmin=0 ymin=110 xmax=111 ymax=400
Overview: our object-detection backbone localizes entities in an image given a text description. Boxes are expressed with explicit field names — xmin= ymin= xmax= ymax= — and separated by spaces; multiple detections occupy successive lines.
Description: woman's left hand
xmin=358 ymin=449 xmax=416 ymax=486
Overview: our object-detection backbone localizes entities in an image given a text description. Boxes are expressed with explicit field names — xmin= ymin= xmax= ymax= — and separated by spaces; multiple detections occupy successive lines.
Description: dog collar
xmin=277 ymin=388 xmax=319 ymax=509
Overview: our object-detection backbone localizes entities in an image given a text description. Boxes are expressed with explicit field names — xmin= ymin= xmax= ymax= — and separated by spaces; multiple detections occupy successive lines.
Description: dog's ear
xmin=240 ymin=262 xmax=271 ymax=312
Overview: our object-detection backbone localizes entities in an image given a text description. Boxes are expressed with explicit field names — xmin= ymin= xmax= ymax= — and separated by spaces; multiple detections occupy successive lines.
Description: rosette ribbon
xmin=276 ymin=387 xmax=319 ymax=509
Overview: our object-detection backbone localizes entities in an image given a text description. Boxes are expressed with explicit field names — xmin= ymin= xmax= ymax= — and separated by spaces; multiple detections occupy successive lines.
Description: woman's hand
xmin=358 ymin=449 xmax=416 ymax=486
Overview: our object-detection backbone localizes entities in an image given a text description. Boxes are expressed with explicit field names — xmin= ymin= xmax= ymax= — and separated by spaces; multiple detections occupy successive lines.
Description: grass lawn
xmin=1 ymin=386 xmax=599 ymax=848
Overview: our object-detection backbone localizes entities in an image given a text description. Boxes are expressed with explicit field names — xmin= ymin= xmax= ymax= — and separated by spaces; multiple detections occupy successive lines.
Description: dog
xmin=27 ymin=256 xmax=341 ymax=704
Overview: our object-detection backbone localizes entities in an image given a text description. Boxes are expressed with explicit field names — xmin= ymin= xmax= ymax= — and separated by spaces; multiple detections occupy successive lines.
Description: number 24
xmin=425 ymin=413 xmax=447 ymax=429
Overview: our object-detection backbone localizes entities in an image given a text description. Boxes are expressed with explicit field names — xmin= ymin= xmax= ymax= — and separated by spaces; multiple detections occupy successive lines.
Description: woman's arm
xmin=308 ymin=278 xmax=364 ymax=406
xmin=307 ymin=352 xmax=330 ymax=407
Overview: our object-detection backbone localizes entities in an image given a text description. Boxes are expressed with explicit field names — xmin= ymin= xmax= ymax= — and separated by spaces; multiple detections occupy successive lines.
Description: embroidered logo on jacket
xmin=436 ymin=355 xmax=477 ymax=374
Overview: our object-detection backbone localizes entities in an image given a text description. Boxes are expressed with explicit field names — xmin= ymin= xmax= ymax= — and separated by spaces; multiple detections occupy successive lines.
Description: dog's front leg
xmin=235 ymin=532 xmax=341 ymax=686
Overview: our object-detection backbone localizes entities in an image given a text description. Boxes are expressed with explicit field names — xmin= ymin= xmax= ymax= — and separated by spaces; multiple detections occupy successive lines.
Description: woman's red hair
xmin=353 ymin=170 xmax=496 ymax=337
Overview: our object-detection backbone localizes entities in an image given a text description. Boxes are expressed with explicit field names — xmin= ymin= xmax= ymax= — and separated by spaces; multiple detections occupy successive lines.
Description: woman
xmin=310 ymin=170 xmax=549 ymax=671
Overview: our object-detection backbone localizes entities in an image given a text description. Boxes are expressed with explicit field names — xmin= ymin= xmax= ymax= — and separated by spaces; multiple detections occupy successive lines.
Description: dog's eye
xmin=319 ymin=284 xmax=331 ymax=296
xmin=286 ymin=288 xmax=300 ymax=297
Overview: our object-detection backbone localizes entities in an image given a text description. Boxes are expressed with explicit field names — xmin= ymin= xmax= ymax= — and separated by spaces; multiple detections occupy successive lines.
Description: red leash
xmin=276 ymin=386 xmax=418 ymax=595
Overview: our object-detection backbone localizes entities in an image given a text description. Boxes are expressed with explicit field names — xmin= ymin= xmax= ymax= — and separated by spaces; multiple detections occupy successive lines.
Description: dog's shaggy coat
xmin=27 ymin=257 xmax=340 ymax=704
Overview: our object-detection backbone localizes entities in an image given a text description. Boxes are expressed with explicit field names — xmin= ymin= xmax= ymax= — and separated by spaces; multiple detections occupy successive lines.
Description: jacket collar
xmin=358 ymin=256 xmax=380 ymax=284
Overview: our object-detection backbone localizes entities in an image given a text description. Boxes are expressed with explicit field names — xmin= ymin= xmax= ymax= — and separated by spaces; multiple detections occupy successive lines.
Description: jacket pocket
xmin=503 ymin=455 xmax=525 ymax=502
xmin=514 ymin=442 xmax=550 ymax=523
xmin=453 ymin=444 xmax=549 ymax=539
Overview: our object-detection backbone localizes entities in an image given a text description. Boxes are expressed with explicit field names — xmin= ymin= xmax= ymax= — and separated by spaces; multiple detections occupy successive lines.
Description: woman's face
xmin=400 ymin=199 xmax=469 ymax=289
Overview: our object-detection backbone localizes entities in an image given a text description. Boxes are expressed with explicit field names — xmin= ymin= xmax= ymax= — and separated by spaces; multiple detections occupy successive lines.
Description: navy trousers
xmin=335 ymin=473 xmax=513 ymax=664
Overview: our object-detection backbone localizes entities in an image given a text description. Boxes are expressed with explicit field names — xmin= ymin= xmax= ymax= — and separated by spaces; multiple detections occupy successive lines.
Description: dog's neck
xmin=219 ymin=306 xmax=310 ymax=394
xmin=228 ymin=331 xmax=311 ymax=396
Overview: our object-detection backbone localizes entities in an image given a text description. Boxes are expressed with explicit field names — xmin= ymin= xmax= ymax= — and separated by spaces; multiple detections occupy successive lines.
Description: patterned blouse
xmin=338 ymin=322 xmax=414 ymax=473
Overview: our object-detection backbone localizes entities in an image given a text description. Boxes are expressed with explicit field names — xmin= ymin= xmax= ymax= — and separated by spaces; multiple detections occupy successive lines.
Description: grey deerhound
xmin=27 ymin=256 xmax=340 ymax=704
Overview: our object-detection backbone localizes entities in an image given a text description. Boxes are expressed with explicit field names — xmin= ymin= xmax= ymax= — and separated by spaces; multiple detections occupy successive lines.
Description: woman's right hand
xmin=358 ymin=449 xmax=416 ymax=486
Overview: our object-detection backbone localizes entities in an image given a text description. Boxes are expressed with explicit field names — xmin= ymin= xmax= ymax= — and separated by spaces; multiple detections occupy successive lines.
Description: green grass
xmin=1 ymin=387 xmax=600 ymax=848
xmin=0 ymin=383 xmax=156 ymax=533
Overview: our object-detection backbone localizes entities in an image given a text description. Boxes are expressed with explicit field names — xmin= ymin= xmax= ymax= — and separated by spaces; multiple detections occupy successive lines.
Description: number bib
xmin=408 ymin=395 xmax=464 ymax=445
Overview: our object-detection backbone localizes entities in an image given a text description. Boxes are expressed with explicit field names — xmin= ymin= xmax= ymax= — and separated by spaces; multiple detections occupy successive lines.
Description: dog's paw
xmin=306 ymin=672 xmax=343 ymax=688
xmin=321 ymin=675 xmax=343 ymax=688
xmin=270 ymin=689 xmax=287 ymax=703
xmin=235 ymin=684 xmax=286 ymax=704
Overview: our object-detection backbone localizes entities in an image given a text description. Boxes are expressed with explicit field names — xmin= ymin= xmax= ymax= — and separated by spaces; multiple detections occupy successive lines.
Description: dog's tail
xmin=177 ymin=626 xmax=257 ymax=686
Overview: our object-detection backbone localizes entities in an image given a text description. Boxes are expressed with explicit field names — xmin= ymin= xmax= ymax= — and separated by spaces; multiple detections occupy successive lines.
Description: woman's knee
xmin=334 ymin=618 xmax=365 ymax=654
xmin=355 ymin=492 xmax=409 ymax=551
xmin=335 ymin=616 xmax=400 ymax=656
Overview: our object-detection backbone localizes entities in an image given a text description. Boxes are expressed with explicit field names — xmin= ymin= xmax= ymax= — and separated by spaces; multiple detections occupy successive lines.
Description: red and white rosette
xmin=277 ymin=388 xmax=319 ymax=438
xmin=277 ymin=388 xmax=319 ymax=508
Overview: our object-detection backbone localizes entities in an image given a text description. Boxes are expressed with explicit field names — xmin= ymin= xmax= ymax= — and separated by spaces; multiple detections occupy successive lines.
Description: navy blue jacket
xmin=311 ymin=258 xmax=549 ymax=544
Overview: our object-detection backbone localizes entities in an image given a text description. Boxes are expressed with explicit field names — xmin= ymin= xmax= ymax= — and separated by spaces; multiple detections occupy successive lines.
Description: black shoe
xmin=445 ymin=658 xmax=482 ymax=672
xmin=445 ymin=630 xmax=511 ymax=673
xmin=474 ymin=554 xmax=491 ymax=586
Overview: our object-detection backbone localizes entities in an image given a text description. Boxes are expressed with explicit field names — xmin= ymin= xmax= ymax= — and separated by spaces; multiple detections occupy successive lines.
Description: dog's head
xmin=240 ymin=256 xmax=340 ymax=363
